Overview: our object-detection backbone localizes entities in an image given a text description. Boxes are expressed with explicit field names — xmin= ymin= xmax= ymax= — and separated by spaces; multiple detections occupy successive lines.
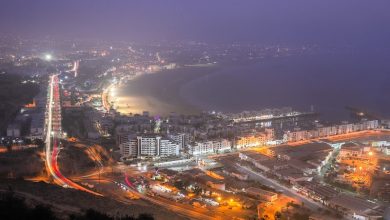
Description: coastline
xmin=110 ymin=51 xmax=390 ymax=120
xmin=112 ymin=65 xmax=220 ymax=116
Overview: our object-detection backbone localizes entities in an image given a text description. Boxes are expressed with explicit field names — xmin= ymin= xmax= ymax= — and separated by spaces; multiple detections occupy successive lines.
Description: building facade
xmin=189 ymin=139 xmax=232 ymax=155
xmin=120 ymin=135 xmax=179 ymax=158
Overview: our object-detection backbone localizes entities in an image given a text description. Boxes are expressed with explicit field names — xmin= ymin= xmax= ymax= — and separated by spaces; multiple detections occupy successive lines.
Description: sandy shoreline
xmin=112 ymin=65 xmax=220 ymax=116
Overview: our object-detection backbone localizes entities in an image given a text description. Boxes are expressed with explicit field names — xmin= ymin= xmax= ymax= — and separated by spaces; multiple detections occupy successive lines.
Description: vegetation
xmin=0 ymin=191 xmax=154 ymax=220
xmin=0 ymin=73 xmax=39 ymax=134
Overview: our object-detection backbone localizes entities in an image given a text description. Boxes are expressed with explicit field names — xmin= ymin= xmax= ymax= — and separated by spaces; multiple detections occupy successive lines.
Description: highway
xmin=44 ymin=75 xmax=102 ymax=196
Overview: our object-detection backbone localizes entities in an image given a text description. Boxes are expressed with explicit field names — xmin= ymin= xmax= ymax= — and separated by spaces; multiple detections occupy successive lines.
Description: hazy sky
xmin=1 ymin=0 xmax=390 ymax=45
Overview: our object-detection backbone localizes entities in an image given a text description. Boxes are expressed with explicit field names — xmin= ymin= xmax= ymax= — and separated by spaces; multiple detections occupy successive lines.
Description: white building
xmin=120 ymin=135 xmax=179 ymax=158
xmin=189 ymin=139 xmax=231 ymax=155
xmin=285 ymin=120 xmax=379 ymax=143
xmin=159 ymin=139 xmax=180 ymax=156
xmin=168 ymin=133 xmax=190 ymax=150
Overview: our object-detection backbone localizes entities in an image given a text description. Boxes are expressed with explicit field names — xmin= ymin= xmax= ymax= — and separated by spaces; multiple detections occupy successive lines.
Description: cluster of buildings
xmin=189 ymin=139 xmax=231 ymax=156
xmin=117 ymin=129 xmax=275 ymax=159
xmin=284 ymin=120 xmax=379 ymax=142
xmin=235 ymin=128 xmax=274 ymax=149
xmin=295 ymin=181 xmax=385 ymax=220
xmin=219 ymin=107 xmax=296 ymax=123
xmin=6 ymin=92 xmax=46 ymax=141
xmin=239 ymin=142 xmax=388 ymax=220
xmin=114 ymin=117 xmax=382 ymax=161
xmin=240 ymin=143 xmax=333 ymax=183
xmin=114 ymin=112 xmax=279 ymax=159
xmin=119 ymin=134 xmax=183 ymax=159
xmin=118 ymin=132 xmax=234 ymax=159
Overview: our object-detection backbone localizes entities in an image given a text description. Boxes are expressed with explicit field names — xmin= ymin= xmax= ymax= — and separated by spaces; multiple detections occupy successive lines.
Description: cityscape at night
xmin=0 ymin=1 xmax=390 ymax=220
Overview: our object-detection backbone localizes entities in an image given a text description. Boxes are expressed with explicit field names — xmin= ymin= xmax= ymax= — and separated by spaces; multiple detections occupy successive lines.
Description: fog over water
xmin=117 ymin=51 xmax=390 ymax=121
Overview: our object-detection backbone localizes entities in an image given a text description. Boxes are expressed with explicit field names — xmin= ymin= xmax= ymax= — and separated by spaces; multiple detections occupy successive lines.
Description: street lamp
xmin=44 ymin=54 xmax=52 ymax=61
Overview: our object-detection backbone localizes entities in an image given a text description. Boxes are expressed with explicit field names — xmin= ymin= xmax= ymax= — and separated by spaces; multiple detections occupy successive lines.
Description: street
xmin=235 ymin=164 xmax=322 ymax=211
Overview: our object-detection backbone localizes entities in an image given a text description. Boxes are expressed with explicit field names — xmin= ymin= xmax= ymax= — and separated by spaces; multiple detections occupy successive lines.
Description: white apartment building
xmin=168 ymin=133 xmax=190 ymax=150
xmin=189 ymin=139 xmax=232 ymax=155
xmin=119 ymin=135 xmax=179 ymax=158
xmin=285 ymin=120 xmax=379 ymax=142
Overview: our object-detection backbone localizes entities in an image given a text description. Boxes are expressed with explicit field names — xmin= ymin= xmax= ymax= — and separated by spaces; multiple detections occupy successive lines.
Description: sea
xmin=117 ymin=50 xmax=390 ymax=121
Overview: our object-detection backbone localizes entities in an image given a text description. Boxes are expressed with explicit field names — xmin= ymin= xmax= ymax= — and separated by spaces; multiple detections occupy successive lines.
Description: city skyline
xmin=0 ymin=1 xmax=390 ymax=220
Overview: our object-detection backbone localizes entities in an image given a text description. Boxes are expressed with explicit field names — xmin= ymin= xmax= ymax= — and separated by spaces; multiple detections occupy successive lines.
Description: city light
xmin=44 ymin=53 xmax=52 ymax=61
xmin=2 ymin=2 xmax=389 ymax=220
xmin=110 ymin=87 xmax=116 ymax=97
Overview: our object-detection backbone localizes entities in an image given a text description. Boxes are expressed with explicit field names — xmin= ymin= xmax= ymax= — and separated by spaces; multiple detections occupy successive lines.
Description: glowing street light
xmin=44 ymin=53 xmax=52 ymax=61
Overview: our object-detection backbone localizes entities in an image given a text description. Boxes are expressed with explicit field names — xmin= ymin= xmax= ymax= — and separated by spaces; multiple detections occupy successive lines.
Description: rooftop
xmin=328 ymin=194 xmax=379 ymax=213
xmin=246 ymin=187 xmax=277 ymax=197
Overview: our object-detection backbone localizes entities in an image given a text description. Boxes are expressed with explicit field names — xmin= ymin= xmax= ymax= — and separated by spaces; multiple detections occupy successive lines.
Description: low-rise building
xmin=328 ymin=194 xmax=382 ymax=220
xmin=245 ymin=187 xmax=277 ymax=202
xmin=29 ymin=113 xmax=44 ymax=139
xmin=338 ymin=145 xmax=365 ymax=159
xmin=284 ymin=120 xmax=379 ymax=143
xmin=296 ymin=181 xmax=339 ymax=205
xmin=7 ymin=123 xmax=21 ymax=137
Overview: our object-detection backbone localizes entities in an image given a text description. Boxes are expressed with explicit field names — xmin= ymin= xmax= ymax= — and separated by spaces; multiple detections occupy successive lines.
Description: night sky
xmin=1 ymin=0 xmax=390 ymax=46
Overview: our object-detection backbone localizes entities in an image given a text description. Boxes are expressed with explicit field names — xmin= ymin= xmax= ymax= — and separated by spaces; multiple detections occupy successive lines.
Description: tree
xmin=30 ymin=205 xmax=56 ymax=220
xmin=274 ymin=211 xmax=282 ymax=219
xmin=137 ymin=214 xmax=154 ymax=220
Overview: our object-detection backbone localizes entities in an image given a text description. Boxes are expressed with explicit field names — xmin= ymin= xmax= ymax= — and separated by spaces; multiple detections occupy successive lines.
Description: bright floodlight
xmin=45 ymin=54 xmax=52 ymax=61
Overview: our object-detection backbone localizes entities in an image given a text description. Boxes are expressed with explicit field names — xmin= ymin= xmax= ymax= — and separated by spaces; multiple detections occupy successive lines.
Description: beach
xmin=113 ymin=65 xmax=220 ymax=116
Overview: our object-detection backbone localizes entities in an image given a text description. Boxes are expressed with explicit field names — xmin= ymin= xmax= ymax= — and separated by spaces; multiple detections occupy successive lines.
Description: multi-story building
xmin=159 ymin=138 xmax=180 ymax=156
xmin=119 ymin=137 xmax=137 ymax=157
xmin=189 ymin=139 xmax=231 ymax=155
xmin=7 ymin=123 xmax=21 ymax=137
xmin=236 ymin=129 xmax=274 ymax=149
xmin=168 ymin=133 xmax=190 ymax=150
xmin=189 ymin=141 xmax=214 ymax=155
xmin=119 ymin=135 xmax=179 ymax=158
xmin=284 ymin=120 xmax=379 ymax=143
